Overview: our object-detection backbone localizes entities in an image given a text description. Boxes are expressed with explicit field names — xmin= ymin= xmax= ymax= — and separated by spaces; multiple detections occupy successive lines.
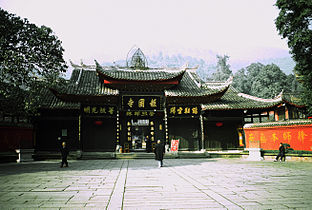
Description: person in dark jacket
xmin=60 ymin=141 xmax=69 ymax=167
xmin=154 ymin=140 xmax=165 ymax=167
xmin=274 ymin=142 xmax=285 ymax=162
xmin=145 ymin=136 xmax=152 ymax=153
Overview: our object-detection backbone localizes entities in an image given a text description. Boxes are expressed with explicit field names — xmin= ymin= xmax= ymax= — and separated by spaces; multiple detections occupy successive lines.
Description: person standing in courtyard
xmin=274 ymin=142 xmax=285 ymax=162
xmin=60 ymin=141 xmax=69 ymax=167
xmin=145 ymin=136 xmax=152 ymax=153
xmin=154 ymin=140 xmax=165 ymax=167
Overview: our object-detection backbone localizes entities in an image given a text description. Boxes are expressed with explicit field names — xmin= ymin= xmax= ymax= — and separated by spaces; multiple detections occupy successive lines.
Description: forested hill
xmin=102 ymin=52 xmax=295 ymax=81
xmin=260 ymin=56 xmax=295 ymax=75
xmin=100 ymin=52 xmax=301 ymax=98
xmin=102 ymin=53 xmax=215 ymax=81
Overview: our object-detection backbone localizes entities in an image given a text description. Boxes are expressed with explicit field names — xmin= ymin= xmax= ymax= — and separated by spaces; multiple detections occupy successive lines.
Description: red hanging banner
xmin=170 ymin=139 xmax=180 ymax=152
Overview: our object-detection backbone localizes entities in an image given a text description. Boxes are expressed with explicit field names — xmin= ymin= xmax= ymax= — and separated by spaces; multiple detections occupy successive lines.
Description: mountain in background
xmin=102 ymin=53 xmax=215 ymax=81
xmin=101 ymin=51 xmax=296 ymax=81
xmin=260 ymin=56 xmax=295 ymax=75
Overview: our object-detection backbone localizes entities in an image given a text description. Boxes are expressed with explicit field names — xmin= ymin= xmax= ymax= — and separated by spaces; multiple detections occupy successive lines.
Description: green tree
xmin=285 ymin=74 xmax=302 ymax=93
xmin=0 ymin=8 xmax=67 ymax=116
xmin=232 ymin=63 xmax=297 ymax=99
xmin=212 ymin=55 xmax=232 ymax=81
xmin=232 ymin=68 xmax=248 ymax=93
xmin=244 ymin=63 xmax=264 ymax=94
xmin=250 ymin=64 xmax=287 ymax=98
xmin=275 ymin=0 xmax=312 ymax=115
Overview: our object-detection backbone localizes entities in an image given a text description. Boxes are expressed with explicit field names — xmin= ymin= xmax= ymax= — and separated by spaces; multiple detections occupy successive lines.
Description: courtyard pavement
xmin=0 ymin=158 xmax=312 ymax=209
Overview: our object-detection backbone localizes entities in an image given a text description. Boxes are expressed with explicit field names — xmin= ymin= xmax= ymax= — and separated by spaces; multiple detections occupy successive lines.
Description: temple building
xmin=34 ymin=49 xmax=306 ymax=154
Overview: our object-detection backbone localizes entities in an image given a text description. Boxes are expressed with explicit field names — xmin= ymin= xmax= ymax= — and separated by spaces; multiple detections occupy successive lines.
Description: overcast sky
xmin=1 ymin=0 xmax=290 ymax=65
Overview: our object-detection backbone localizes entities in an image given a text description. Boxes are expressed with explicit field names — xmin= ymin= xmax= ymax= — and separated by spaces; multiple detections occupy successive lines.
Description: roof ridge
xmin=96 ymin=61 xmax=187 ymax=73
xmin=203 ymin=76 xmax=233 ymax=90
xmin=95 ymin=60 xmax=187 ymax=82
xmin=70 ymin=60 xmax=96 ymax=70
xmin=238 ymin=91 xmax=283 ymax=103
xmin=187 ymin=71 xmax=201 ymax=88
xmin=75 ymin=67 xmax=83 ymax=85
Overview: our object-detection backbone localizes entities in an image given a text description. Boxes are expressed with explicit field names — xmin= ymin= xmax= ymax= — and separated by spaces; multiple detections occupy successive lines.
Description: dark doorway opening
xmin=130 ymin=119 xmax=151 ymax=152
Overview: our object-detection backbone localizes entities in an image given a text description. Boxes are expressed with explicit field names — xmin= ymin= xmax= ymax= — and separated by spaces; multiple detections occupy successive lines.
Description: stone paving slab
xmin=0 ymin=158 xmax=312 ymax=209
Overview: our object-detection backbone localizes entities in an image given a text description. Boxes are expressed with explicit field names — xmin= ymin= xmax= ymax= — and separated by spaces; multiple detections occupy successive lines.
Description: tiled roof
xmin=95 ymin=61 xmax=186 ymax=82
xmin=39 ymin=89 xmax=80 ymax=110
xmin=55 ymin=69 xmax=119 ymax=96
xmin=282 ymin=93 xmax=305 ymax=107
xmin=47 ymin=66 xmax=232 ymax=106
xmin=244 ymin=119 xmax=312 ymax=128
xmin=45 ymin=63 xmax=303 ymax=111
xmin=165 ymin=73 xmax=231 ymax=97
xmin=202 ymin=87 xmax=285 ymax=110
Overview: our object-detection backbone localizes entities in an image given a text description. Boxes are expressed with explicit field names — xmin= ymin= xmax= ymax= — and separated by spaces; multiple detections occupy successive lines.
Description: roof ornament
xmin=69 ymin=60 xmax=80 ymax=68
xmin=126 ymin=46 xmax=148 ymax=70
xmin=180 ymin=62 xmax=189 ymax=69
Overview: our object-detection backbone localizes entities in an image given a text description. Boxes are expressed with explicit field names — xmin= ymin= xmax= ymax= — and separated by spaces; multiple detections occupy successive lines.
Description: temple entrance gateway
xmin=121 ymin=94 xmax=164 ymax=152
xmin=122 ymin=112 xmax=164 ymax=152
xmin=33 ymin=48 xmax=306 ymax=155
xmin=130 ymin=119 xmax=150 ymax=151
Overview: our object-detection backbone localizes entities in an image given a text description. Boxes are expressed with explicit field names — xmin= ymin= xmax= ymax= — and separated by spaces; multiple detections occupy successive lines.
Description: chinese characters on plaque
xmin=245 ymin=125 xmax=312 ymax=151
xmin=123 ymin=96 xmax=161 ymax=110
xmin=167 ymin=105 xmax=201 ymax=117
xmin=125 ymin=111 xmax=156 ymax=117
xmin=127 ymin=121 xmax=132 ymax=142
xmin=150 ymin=121 xmax=155 ymax=142
xmin=82 ymin=105 xmax=116 ymax=116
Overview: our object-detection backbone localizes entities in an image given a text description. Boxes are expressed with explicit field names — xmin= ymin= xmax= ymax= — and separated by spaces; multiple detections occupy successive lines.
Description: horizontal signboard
xmin=167 ymin=105 xmax=201 ymax=117
xmin=125 ymin=111 xmax=157 ymax=117
xmin=123 ymin=96 xmax=161 ymax=110
xmin=82 ymin=105 xmax=116 ymax=116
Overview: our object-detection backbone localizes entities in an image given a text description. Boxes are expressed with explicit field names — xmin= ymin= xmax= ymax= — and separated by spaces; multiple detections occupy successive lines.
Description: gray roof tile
xmin=42 ymin=65 xmax=303 ymax=111
xmin=165 ymin=72 xmax=230 ymax=97
xmin=59 ymin=69 xmax=119 ymax=96
xmin=39 ymin=89 xmax=80 ymax=110
xmin=202 ymin=87 xmax=283 ymax=110
xmin=96 ymin=61 xmax=186 ymax=81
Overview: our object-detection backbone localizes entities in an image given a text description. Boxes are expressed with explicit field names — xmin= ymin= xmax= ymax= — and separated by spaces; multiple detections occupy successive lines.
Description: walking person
xmin=274 ymin=142 xmax=285 ymax=162
xmin=154 ymin=140 xmax=165 ymax=168
xmin=60 ymin=141 xmax=69 ymax=167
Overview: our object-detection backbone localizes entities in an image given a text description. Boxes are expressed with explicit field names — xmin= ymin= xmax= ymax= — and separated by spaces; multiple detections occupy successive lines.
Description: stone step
xmin=0 ymin=152 xmax=18 ymax=163
xmin=116 ymin=152 xmax=155 ymax=159
xmin=80 ymin=152 xmax=115 ymax=159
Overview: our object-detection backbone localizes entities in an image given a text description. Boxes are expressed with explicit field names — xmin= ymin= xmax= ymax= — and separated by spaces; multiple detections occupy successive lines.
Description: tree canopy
xmin=0 ymin=8 xmax=67 ymax=116
xmin=232 ymin=63 xmax=300 ymax=99
xmin=275 ymin=0 xmax=312 ymax=115
xmin=250 ymin=64 xmax=287 ymax=98
xmin=211 ymin=55 xmax=232 ymax=81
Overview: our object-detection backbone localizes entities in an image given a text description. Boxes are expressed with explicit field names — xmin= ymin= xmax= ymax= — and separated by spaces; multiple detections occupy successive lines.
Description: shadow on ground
xmin=0 ymin=158 xmax=221 ymax=176
xmin=1 ymin=157 xmax=310 ymax=177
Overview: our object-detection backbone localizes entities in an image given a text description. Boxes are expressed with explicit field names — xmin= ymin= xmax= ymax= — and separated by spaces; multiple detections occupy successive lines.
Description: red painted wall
xmin=244 ymin=124 xmax=312 ymax=151
xmin=0 ymin=127 xmax=33 ymax=152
